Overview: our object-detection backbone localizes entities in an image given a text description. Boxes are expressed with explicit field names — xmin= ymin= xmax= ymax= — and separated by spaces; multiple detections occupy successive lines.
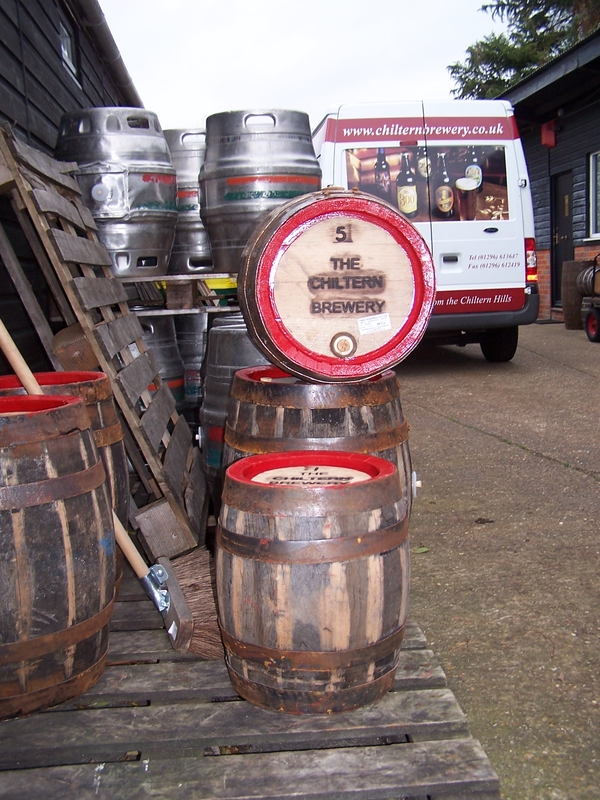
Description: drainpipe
xmin=75 ymin=0 xmax=144 ymax=108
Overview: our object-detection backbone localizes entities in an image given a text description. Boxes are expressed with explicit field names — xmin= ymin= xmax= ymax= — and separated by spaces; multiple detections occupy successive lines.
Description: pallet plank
xmin=9 ymin=135 xmax=80 ymax=192
xmin=31 ymin=188 xmax=86 ymax=231
xmin=72 ymin=275 xmax=129 ymax=310
xmin=0 ymin=221 xmax=61 ymax=368
xmin=110 ymin=600 xmax=166 ymax=632
xmin=47 ymin=228 xmax=113 ymax=267
xmin=0 ymin=739 xmax=500 ymax=799
xmin=55 ymin=649 xmax=447 ymax=710
xmin=163 ymin=416 xmax=192 ymax=499
xmin=94 ymin=314 xmax=145 ymax=359
xmin=0 ymin=688 xmax=468 ymax=770
xmin=106 ymin=619 xmax=429 ymax=665
xmin=135 ymin=498 xmax=198 ymax=560
xmin=115 ymin=351 xmax=159 ymax=405
xmin=139 ymin=385 xmax=176 ymax=450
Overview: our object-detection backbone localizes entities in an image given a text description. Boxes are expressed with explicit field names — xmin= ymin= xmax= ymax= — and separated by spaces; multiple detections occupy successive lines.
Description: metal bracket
xmin=140 ymin=563 xmax=171 ymax=615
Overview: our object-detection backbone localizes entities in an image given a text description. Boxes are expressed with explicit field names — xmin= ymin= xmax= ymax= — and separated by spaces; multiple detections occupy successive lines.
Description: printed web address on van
xmin=341 ymin=123 xmax=505 ymax=138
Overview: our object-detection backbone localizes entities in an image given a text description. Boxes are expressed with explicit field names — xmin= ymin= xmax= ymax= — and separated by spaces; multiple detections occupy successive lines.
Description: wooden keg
xmin=216 ymin=451 xmax=409 ymax=715
xmin=239 ymin=188 xmax=435 ymax=382
xmin=0 ymin=395 xmax=115 ymax=719
xmin=0 ymin=371 xmax=128 ymax=526
xmin=223 ymin=364 xmax=414 ymax=514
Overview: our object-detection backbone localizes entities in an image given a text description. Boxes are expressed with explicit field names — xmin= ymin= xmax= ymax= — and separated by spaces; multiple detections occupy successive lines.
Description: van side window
xmin=344 ymin=145 xmax=509 ymax=222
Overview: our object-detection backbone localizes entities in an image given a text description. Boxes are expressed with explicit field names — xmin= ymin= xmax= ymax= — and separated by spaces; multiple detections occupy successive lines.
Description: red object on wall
xmin=541 ymin=120 xmax=556 ymax=148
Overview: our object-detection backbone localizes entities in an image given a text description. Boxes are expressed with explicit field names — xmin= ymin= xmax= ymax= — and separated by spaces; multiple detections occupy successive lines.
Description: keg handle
xmin=244 ymin=113 xmax=276 ymax=129
xmin=181 ymin=130 xmax=206 ymax=146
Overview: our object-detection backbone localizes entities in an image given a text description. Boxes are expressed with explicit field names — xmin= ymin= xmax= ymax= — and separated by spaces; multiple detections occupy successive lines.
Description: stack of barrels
xmin=214 ymin=185 xmax=436 ymax=715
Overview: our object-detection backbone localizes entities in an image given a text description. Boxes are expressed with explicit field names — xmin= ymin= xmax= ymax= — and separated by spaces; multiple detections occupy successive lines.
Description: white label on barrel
xmin=272 ymin=217 xmax=415 ymax=358
xmin=358 ymin=312 xmax=392 ymax=335
xmin=251 ymin=465 xmax=371 ymax=486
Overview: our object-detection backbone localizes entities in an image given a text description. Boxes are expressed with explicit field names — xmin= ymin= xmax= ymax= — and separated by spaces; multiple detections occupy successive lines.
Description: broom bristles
xmin=170 ymin=546 xmax=224 ymax=660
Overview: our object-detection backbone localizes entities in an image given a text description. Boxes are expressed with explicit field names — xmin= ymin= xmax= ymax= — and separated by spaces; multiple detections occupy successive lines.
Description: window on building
xmin=59 ymin=12 xmax=79 ymax=81
xmin=589 ymin=152 xmax=600 ymax=237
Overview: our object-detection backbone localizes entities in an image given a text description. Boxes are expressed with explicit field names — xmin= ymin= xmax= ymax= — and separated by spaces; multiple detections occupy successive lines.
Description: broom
xmin=168 ymin=545 xmax=223 ymax=658
xmin=0 ymin=316 xmax=222 ymax=659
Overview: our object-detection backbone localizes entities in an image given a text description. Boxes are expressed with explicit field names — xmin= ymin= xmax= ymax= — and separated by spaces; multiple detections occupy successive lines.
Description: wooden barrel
xmin=239 ymin=188 xmax=436 ymax=382
xmin=216 ymin=451 xmax=409 ymax=714
xmin=223 ymin=364 xmax=414 ymax=515
xmin=0 ymin=395 xmax=115 ymax=719
xmin=0 ymin=371 xmax=128 ymax=526
xmin=561 ymin=261 xmax=590 ymax=330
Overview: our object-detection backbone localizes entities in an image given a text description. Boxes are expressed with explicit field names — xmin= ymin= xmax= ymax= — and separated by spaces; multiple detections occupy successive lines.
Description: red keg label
xmin=224 ymin=175 xmax=321 ymax=201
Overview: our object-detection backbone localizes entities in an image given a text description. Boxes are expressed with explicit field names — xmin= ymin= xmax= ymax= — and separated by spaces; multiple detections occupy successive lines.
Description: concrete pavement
xmin=399 ymin=322 xmax=600 ymax=800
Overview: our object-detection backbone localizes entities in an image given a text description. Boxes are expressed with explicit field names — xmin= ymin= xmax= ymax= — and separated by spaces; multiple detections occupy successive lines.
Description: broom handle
xmin=0 ymin=318 xmax=43 ymax=394
xmin=0 ymin=316 xmax=149 ymax=580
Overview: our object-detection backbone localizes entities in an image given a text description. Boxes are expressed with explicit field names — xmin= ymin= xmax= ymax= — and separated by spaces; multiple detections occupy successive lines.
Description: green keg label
xmin=224 ymin=189 xmax=307 ymax=201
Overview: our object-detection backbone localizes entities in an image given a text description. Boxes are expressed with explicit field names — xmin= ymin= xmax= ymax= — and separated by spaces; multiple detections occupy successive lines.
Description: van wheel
xmin=479 ymin=326 xmax=519 ymax=362
xmin=585 ymin=308 xmax=600 ymax=342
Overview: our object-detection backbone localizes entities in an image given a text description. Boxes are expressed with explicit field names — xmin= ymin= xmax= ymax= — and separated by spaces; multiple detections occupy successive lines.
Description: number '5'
xmin=335 ymin=225 xmax=352 ymax=243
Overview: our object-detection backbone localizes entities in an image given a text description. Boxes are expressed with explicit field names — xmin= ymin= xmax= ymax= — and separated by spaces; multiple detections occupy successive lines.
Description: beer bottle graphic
xmin=416 ymin=146 xmax=431 ymax=180
xmin=374 ymin=148 xmax=391 ymax=202
xmin=464 ymin=146 xmax=483 ymax=193
xmin=415 ymin=146 xmax=431 ymax=214
xmin=433 ymin=152 xmax=454 ymax=219
xmin=396 ymin=153 xmax=418 ymax=218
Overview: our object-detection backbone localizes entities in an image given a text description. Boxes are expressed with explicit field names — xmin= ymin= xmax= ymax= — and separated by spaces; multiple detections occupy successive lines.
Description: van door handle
xmin=483 ymin=227 xmax=499 ymax=233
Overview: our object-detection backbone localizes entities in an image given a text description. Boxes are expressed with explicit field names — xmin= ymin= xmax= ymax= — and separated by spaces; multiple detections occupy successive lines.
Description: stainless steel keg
xmin=175 ymin=313 xmax=209 ymax=408
xmin=199 ymin=109 xmax=321 ymax=273
xmin=55 ymin=107 xmax=177 ymax=277
xmin=135 ymin=311 xmax=185 ymax=408
xmin=164 ymin=129 xmax=213 ymax=274
xmin=199 ymin=312 xmax=270 ymax=507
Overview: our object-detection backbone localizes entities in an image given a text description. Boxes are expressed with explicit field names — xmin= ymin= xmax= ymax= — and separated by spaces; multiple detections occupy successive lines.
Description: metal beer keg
xmin=199 ymin=109 xmax=321 ymax=273
xmin=55 ymin=107 xmax=177 ymax=277
xmin=199 ymin=312 xmax=270 ymax=507
xmin=175 ymin=313 xmax=209 ymax=409
xmin=164 ymin=128 xmax=212 ymax=274
xmin=134 ymin=311 xmax=185 ymax=408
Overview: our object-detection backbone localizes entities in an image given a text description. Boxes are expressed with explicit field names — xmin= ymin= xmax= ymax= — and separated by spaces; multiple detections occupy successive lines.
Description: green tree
xmin=449 ymin=0 xmax=600 ymax=98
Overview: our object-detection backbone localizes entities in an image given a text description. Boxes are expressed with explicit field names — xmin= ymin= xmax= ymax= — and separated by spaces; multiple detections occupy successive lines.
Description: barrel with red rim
xmin=239 ymin=188 xmax=435 ymax=382
xmin=223 ymin=364 xmax=414 ymax=515
xmin=0 ymin=371 xmax=128 ymax=525
xmin=0 ymin=395 xmax=115 ymax=719
xmin=216 ymin=450 xmax=409 ymax=714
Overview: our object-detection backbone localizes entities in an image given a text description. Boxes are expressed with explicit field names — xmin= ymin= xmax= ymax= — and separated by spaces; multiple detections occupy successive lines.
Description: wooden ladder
xmin=0 ymin=125 xmax=204 ymax=560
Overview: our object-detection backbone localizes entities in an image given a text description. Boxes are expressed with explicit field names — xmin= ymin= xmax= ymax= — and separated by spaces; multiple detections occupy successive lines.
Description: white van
xmin=312 ymin=100 xmax=539 ymax=361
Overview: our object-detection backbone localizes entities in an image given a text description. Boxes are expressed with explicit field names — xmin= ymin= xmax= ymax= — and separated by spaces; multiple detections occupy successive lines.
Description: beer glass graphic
xmin=455 ymin=177 xmax=478 ymax=221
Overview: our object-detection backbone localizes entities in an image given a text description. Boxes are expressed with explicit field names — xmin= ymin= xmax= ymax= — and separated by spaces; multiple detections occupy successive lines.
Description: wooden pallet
xmin=0 ymin=125 xmax=204 ymax=559
xmin=0 ymin=570 xmax=501 ymax=800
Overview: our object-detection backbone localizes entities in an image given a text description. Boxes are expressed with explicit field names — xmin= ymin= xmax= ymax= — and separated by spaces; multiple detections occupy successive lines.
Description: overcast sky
xmin=98 ymin=0 xmax=507 ymax=131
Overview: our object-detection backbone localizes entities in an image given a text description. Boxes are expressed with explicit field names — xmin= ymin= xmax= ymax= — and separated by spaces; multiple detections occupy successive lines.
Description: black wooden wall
xmin=0 ymin=0 xmax=136 ymax=153
xmin=519 ymin=98 xmax=600 ymax=252
xmin=0 ymin=0 xmax=142 ymax=374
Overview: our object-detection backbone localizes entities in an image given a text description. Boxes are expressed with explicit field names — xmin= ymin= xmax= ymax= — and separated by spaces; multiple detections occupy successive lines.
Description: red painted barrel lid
xmin=226 ymin=450 xmax=395 ymax=488
xmin=239 ymin=188 xmax=435 ymax=382
xmin=0 ymin=395 xmax=82 ymax=414
xmin=0 ymin=371 xmax=106 ymax=390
